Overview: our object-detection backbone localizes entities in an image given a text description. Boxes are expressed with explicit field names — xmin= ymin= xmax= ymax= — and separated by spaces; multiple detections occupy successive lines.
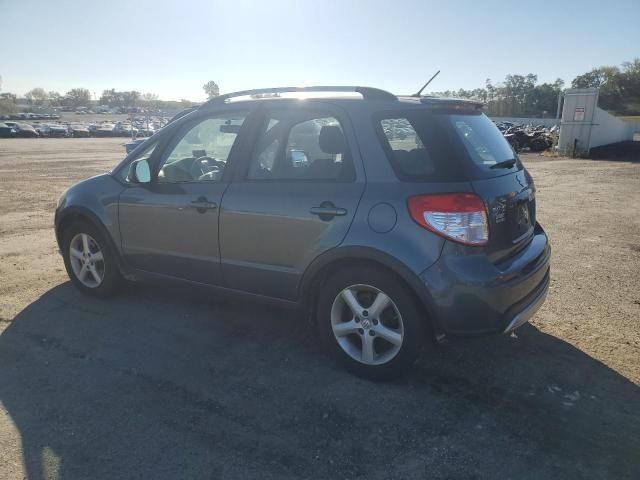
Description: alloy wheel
xmin=330 ymin=284 xmax=404 ymax=365
xmin=68 ymin=233 xmax=105 ymax=288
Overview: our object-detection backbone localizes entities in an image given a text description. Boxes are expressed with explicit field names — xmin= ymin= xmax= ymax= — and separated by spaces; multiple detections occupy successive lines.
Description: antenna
xmin=412 ymin=70 xmax=441 ymax=97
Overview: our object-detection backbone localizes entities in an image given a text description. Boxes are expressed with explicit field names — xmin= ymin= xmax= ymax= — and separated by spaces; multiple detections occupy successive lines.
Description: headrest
xmin=319 ymin=125 xmax=346 ymax=154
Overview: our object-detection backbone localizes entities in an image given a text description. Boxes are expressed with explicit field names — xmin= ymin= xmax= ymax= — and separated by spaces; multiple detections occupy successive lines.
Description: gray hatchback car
xmin=55 ymin=86 xmax=550 ymax=379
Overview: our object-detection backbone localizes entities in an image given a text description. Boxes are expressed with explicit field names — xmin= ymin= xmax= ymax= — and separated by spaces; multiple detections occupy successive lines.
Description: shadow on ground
xmin=1 ymin=283 xmax=638 ymax=479
xmin=589 ymin=140 xmax=640 ymax=162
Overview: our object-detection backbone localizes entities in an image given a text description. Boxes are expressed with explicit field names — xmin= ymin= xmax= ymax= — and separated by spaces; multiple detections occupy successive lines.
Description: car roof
xmin=196 ymin=86 xmax=484 ymax=113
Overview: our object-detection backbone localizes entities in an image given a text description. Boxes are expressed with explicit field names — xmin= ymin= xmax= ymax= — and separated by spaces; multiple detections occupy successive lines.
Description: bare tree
xmin=25 ymin=88 xmax=49 ymax=106
xmin=65 ymin=88 xmax=91 ymax=108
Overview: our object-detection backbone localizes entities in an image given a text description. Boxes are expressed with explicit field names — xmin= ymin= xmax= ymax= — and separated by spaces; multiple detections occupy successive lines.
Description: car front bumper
xmin=420 ymin=222 xmax=551 ymax=337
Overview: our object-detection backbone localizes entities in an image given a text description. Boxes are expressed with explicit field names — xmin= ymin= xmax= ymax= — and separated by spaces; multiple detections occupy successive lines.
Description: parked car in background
xmin=34 ymin=124 xmax=49 ymax=136
xmin=69 ymin=124 xmax=90 ymax=137
xmin=54 ymin=86 xmax=551 ymax=379
xmin=125 ymin=138 xmax=145 ymax=154
xmin=113 ymin=122 xmax=137 ymax=137
xmin=135 ymin=124 xmax=155 ymax=137
xmin=0 ymin=122 xmax=16 ymax=138
xmin=14 ymin=123 xmax=39 ymax=138
xmin=94 ymin=123 xmax=115 ymax=137
xmin=47 ymin=124 xmax=69 ymax=138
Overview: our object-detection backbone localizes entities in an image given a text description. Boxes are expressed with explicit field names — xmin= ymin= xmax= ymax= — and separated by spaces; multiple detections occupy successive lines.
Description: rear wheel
xmin=317 ymin=265 xmax=425 ymax=380
xmin=62 ymin=222 xmax=120 ymax=297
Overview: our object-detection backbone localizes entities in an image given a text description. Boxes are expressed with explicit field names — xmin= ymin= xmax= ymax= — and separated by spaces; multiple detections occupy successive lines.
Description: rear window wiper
xmin=490 ymin=159 xmax=517 ymax=169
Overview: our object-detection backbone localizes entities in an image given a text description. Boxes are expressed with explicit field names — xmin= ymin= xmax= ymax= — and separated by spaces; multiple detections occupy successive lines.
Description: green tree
xmin=618 ymin=59 xmax=640 ymax=103
xmin=526 ymin=80 xmax=563 ymax=117
xmin=571 ymin=66 xmax=619 ymax=89
xmin=203 ymin=80 xmax=220 ymax=99
xmin=571 ymin=66 xmax=623 ymax=112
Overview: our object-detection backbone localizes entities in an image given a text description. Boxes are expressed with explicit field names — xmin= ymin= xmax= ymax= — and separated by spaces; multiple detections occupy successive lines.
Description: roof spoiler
xmin=419 ymin=96 xmax=485 ymax=110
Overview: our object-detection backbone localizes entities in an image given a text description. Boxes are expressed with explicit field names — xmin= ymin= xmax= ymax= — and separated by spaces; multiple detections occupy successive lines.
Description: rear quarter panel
xmin=341 ymin=105 xmax=476 ymax=275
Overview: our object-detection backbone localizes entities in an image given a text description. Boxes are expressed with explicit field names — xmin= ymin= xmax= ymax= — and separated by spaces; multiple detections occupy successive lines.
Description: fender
xmin=298 ymin=245 xmax=443 ymax=335
xmin=54 ymin=205 xmax=127 ymax=276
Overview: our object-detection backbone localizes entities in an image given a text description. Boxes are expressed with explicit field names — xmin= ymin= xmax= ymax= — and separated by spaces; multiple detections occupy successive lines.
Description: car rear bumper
xmin=419 ymin=222 xmax=551 ymax=336
xmin=502 ymin=270 xmax=549 ymax=333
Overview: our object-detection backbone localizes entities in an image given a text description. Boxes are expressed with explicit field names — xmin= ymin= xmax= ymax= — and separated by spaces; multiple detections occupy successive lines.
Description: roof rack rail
xmin=203 ymin=86 xmax=397 ymax=106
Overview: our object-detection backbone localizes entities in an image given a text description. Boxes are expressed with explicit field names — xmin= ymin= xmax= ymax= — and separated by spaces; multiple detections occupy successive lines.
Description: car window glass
xmin=158 ymin=114 xmax=246 ymax=183
xmin=248 ymin=112 xmax=352 ymax=181
xmin=445 ymin=114 xmax=515 ymax=167
xmin=379 ymin=117 xmax=436 ymax=177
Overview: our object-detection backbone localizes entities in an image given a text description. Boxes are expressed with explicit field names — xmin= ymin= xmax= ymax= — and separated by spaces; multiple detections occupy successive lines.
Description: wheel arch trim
xmin=299 ymin=246 xmax=442 ymax=335
xmin=55 ymin=206 xmax=124 ymax=272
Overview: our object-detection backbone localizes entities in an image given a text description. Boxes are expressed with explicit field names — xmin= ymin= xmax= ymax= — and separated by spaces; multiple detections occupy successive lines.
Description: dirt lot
xmin=0 ymin=138 xmax=638 ymax=479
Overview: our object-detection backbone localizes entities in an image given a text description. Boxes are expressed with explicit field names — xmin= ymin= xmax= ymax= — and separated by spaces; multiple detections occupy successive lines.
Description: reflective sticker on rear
xmin=492 ymin=199 xmax=506 ymax=223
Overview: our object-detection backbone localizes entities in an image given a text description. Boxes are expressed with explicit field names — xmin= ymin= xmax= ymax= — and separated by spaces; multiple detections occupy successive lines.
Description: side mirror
xmin=290 ymin=150 xmax=308 ymax=166
xmin=127 ymin=159 xmax=151 ymax=184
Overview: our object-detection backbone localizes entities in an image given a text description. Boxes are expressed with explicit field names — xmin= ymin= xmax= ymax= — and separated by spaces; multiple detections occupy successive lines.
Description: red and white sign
xmin=574 ymin=107 xmax=585 ymax=121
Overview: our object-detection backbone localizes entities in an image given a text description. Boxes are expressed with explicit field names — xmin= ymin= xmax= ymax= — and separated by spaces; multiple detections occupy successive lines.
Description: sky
xmin=1 ymin=0 xmax=639 ymax=101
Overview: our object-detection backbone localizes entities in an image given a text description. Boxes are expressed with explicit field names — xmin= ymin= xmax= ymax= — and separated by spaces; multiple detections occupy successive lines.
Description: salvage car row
xmin=494 ymin=121 xmax=557 ymax=152
xmin=0 ymin=118 xmax=169 ymax=138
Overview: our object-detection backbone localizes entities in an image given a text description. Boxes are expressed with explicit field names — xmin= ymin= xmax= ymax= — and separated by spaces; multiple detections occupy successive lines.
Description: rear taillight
xmin=408 ymin=193 xmax=489 ymax=246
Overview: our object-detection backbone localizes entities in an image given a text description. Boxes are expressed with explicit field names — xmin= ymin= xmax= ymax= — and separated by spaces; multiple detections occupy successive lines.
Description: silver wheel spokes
xmin=330 ymin=284 xmax=404 ymax=366
xmin=69 ymin=233 xmax=105 ymax=288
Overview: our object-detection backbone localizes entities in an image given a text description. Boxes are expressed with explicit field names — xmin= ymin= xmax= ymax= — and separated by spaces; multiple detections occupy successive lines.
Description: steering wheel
xmin=189 ymin=156 xmax=226 ymax=179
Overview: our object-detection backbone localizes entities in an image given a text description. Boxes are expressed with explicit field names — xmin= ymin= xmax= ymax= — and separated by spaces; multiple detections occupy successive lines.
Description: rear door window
xmin=247 ymin=110 xmax=354 ymax=182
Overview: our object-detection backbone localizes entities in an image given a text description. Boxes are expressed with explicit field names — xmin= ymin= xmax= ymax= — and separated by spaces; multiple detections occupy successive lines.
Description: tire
xmin=61 ymin=221 xmax=120 ymax=297
xmin=530 ymin=138 xmax=548 ymax=152
xmin=317 ymin=265 xmax=426 ymax=380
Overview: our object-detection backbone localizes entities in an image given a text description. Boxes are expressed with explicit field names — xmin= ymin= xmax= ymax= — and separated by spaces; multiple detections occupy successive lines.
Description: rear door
xmin=118 ymin=109 xmax=250 ymax=284
xmin=219 ymin=104 xmax=365 ymax=300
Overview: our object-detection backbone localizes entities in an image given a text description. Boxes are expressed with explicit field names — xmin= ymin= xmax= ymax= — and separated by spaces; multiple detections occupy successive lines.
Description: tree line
xmin=0 ymin=84 xmax=195 ymax=114
xmin=1 ymin=59 xmax=639 ymax=116
xmin=428 ymin=58 xmax=640 ymax=117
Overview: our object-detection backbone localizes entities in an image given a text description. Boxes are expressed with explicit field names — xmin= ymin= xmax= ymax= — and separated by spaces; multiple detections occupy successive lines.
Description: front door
xmin=219 ymin=106 xmax=365 ymax=300
xmin=118 ymin=110 xmax=249 ymax=285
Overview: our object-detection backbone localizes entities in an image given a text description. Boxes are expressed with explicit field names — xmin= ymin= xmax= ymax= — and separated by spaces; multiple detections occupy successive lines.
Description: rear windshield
xmin=375 ymin=109 xmax=520 ymax=181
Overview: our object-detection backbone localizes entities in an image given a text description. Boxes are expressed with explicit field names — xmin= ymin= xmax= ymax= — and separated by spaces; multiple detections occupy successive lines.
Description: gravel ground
xmin=0 ymin=138 xmax=638 ymax=479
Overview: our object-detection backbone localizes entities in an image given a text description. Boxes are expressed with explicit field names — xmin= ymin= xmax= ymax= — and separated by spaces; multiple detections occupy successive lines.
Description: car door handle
xmin=190 ymin=197 xmax=217 ymax=213
xmin=310 ymin=206 xmax=347 ymax=218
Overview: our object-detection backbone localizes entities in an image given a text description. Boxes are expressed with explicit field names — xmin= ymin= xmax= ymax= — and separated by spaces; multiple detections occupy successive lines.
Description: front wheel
xmin=317 ymin=266 xmax=426 ymax=380
xmin=61 ymin=222 xmax=120 ymax=297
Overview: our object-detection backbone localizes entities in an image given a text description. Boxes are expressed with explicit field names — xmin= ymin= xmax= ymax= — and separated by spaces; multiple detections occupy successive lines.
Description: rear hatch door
xmin=438 ymin=111 xmax=536 ymax=261
xmin=472 ymin=169 xmax=536 ymax=261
